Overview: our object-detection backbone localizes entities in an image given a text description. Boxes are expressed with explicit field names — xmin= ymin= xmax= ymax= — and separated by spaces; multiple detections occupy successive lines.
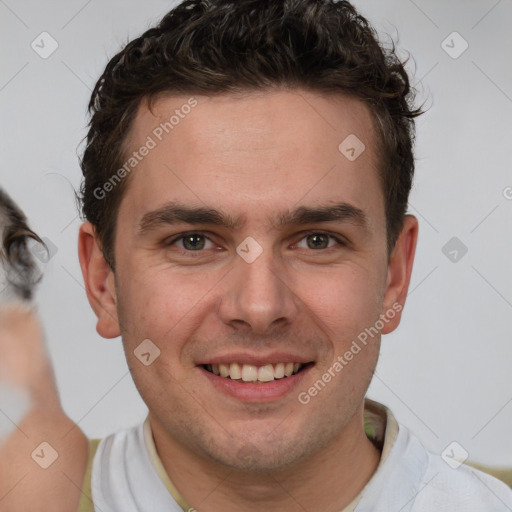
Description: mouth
xmin=202 ymin=362 xmax=309 ymax=383
xmin=199 ymin=360 xmax=315 ymax=402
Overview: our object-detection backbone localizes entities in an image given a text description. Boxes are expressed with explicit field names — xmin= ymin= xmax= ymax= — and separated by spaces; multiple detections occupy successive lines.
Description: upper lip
xmin=197 ymin=352 xmax=315 ymax=366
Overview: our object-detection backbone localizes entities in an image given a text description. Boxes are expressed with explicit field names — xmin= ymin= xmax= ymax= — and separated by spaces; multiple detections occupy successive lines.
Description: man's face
xmin=102 ymin=90 xmax=399 ymax=470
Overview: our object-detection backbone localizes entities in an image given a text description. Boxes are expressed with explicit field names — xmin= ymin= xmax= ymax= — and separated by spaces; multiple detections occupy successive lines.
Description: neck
xmin=150 ymin=405 xmax=381 ymax=512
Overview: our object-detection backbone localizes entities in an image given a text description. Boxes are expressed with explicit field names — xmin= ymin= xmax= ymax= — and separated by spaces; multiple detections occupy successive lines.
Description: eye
xmin=166 ymin=232 xmax=215 ymax=251
xmin=295 ymin=231 xmax=346 ymax=250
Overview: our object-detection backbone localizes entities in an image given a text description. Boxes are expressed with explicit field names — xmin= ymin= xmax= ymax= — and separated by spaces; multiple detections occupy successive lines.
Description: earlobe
xmin=77 ymin=222 xmax=120 ymax=339
xmin=381 ymin=215 xmax=418 ymax=334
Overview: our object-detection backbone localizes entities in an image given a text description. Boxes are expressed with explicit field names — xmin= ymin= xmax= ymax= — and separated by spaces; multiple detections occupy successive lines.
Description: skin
xmin=78 ymin=89 xmax=418 ymax=511
xmin=0 ymin=304 xmax=89 ymax=512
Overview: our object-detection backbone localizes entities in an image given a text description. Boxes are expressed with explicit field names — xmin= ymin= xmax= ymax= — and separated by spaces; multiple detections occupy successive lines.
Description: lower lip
xmin=200 ymin=364 xmax=313 ymax=402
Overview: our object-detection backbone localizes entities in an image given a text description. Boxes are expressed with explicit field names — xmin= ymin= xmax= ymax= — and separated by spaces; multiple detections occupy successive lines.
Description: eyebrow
xmin=138 ymin=201 xmax=368 ymax=235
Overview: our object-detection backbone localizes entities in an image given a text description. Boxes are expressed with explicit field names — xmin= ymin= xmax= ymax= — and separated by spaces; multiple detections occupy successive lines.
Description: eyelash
xmin=163 ymin=230 xmax=347 ymax=256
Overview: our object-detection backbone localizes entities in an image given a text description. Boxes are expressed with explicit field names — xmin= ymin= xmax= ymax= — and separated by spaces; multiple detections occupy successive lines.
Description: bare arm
xmin=0 ymin=303 xmax=89 ymax=512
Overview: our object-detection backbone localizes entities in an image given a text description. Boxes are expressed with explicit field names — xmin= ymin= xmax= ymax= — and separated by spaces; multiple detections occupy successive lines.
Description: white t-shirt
xmin=89 ymin=400 xmax=512 ymax=511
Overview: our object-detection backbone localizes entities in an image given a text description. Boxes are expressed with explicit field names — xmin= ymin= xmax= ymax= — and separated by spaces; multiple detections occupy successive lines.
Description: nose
xmin=216 ymin=246 xmax=300 ymax=336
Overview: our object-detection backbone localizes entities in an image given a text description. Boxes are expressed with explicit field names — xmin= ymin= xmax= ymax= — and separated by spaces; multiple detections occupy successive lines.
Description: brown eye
xmin=165 ymin=232 xmax=215 ymax=253
xmin=295 ymin=232 xmax=344 ymax=250
xmin=181 ymin=234 xmax=206 ymax=250
xmin=306 ymin=233 xmax=329 ymax=249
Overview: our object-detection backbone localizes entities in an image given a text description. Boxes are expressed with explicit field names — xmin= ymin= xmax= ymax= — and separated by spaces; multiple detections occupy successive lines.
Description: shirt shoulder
xmin=412 ymin=451 xmax=512 ymax=511
xmin=354 ymin=407 xmax=512 ymax=512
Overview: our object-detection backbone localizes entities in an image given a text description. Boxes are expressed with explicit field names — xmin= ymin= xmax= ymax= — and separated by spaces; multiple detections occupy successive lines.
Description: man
xmin=1 ymin=0 xmax=511 ymax=510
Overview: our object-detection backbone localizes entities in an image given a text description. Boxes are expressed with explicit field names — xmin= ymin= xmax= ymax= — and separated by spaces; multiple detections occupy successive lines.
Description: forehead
xmin=119 ymin=89 xmax=383 ymax=229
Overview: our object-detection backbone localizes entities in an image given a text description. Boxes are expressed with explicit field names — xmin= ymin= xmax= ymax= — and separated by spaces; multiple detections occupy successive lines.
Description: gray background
xmin=0 ymin=0 xmax=511 ymax=466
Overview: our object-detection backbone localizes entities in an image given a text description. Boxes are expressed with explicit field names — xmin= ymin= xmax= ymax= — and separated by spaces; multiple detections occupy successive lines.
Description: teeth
xmin=274 ymin=362 xmax=285 ymax=379
xmin=241 ymin=364 xmax=258 ymax=382
xmin=206 ymin=362 xmax=305 ymax=382
xmin=219 ymin=363 xmax=230 ymax=377
xmin=230 ymin=363 xmax=242 ymax=380
xmin=258 ymin=364 xmax=275 ymax=382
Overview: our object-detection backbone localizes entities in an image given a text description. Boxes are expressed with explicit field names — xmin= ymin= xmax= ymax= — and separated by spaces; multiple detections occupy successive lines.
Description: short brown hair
xmin=79 ymin=0 xmax=424 ymax=270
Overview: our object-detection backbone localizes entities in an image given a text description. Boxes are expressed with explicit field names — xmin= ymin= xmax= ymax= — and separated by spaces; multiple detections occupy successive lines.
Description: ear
xmin=77 ymin=222 xmax=120 ymax=339
xmin=381 ymin=215 xmax=418 ymax=334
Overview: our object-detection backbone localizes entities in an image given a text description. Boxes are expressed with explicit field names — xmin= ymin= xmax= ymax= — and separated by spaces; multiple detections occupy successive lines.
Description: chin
xmin=228 ymin=444 xmax=298 ymax=473
xmin=198 ymin=425 xmax=317 ymax=474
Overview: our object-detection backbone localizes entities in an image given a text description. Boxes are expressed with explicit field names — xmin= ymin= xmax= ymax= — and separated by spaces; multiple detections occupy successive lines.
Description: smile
xmin=200 ymin=360 xmax=314 ymax=402
xmin=203 ymin=362 xmax=305 ymax=383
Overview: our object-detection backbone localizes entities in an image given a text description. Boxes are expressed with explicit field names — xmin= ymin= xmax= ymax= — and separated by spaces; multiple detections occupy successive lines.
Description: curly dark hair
xmin=0 ymin=188 xmax=45 ymax=300
xmin=79 ymin=0 xmax=424 ymax=270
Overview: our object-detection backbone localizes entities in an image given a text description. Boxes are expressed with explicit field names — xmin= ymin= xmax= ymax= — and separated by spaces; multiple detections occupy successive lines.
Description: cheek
xmin=301 ymin=263 xmax=383 ymax=341
xmin=115 ymin=267 xmax=209 ymax=408
xmin=115 ymin=260 xmax=216 ymax=352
